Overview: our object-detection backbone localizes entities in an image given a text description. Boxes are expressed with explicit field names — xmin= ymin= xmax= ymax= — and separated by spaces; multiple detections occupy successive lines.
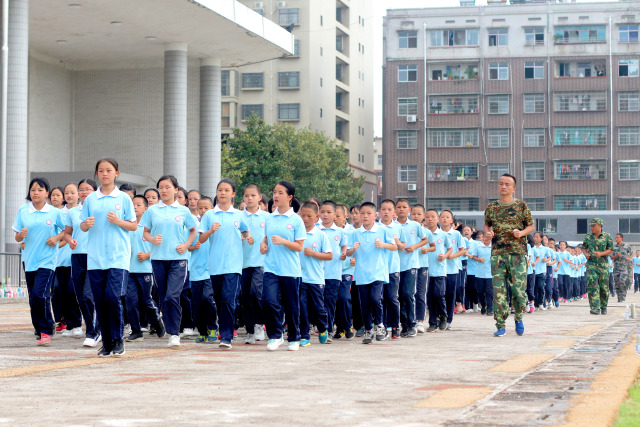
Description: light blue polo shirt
xmin=199 ymin=205 xmax=249 ymax=276
xmin=467 ymin=239 xmax=480 ymax=276
xmin=189 ymin=219 xmax=210 ymax=281
xmin=140 ymin=200 xmax=197 ymax=262
xmin=319 ymin=223 xmax=348 ymax=281
xmin=532 ymin=245 xmax=546 ymax=275
xmin=443 ymin=228 xmax=464 ymax=275
xmin=633 ymin=257 xmax=640 ymax=274
xmin=301 ymin=226 xmax=332 ymax=285
xmin=380 ymin=220 xmax=405 ymax=274
xmin=342 ymin=224 xmax=355 ymax=276
xmin=427 ymin=228 xmax=451 ymax=278
xmin=549 ymin=250 xmax=559 ymax=278
xmin=557 ymin=251 xmax=571 ymax=276
xmin=418 ymin=225 xmax=431 ymax=269
xmin=608 ymin=256 xmax=613 ymax=273
xmin=130 ymin=223 xmax=152 ymax=274
xmin=242 ymin=209 xmax=268 ymax=268
xmin=526 ymin=244 xmax=533 ymax=275
xmin=13 ymin=202 xmax=65 ymax=272
xmin=398 ymin=219 xmax=428 ymax=271
xmin=80 ymin=187 xmax=136 ymax=271
xmin=460 ymin=237 xmax=470 ymax=262
xmin=56 ymin=206 xmax=72 ymax=268
xmin=350 ymin=223 xmax=395 ymax=285
xmin=569 ymin=255 xmax=577 ymax=278
xmin=578 ymin=253 xmax=587 ymax=276
xmin=472 ymin=243 xmax=492 ymax=279
xmin=66 ymin=205 xmax=89 ymax=255
xmin=264 ymin=207 xmax=306 ymax=278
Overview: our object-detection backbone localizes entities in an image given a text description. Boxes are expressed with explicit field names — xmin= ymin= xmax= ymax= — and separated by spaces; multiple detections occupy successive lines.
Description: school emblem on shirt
xmin=375 ymin=237 xmax=381 ymax=242
xmin=437 ymin=239 xmax=442 ymax=244
xmin=175 ymin=216 xmax=181 ymax=222
xmin=46 ymin=219 xmax=52 ymax=225
xmin=312 ymin=242 xmax=318 ymax=248
xmin=234 ymin=220 xmax=239 ymax=228
xmin=452 ymin=239 xmax=456 ymax=244
xmin=334 ymin=235 xmax=340 ymax=241
xmin=411 ymin=230 xmax=415 ymax=234
xmin=286 ymin=224 xmax=293 ymax=230
xmin=260 ymin=222 xmax=265 ymax=228
xmin=115 ymin=204 xmax=121 ymax=211
xmin=393 ymin=234 xmax=398 ymax=238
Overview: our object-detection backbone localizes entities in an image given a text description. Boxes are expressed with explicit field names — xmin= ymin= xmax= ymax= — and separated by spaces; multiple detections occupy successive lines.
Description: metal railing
xmin=0 ymin=252 xmax=24 ymax=288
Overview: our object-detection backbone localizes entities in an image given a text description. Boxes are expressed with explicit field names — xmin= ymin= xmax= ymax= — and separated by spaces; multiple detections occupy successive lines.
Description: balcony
xmin=429 ymin=95 xmax=479 ymax=114
xmin=553 ymin=26 xmax=606 ymax=44
xmin=553 ymin=91 xmax=607 ymax=112
xmin=427 ymin=163 xmax=479 ymax=182
xmin=554 ymin=160 xmax=607 ymax=180
xmin=429 ymin=63 xmax=479 ymax=81
xmin=556 ymin=61 xmax=606 ymax=78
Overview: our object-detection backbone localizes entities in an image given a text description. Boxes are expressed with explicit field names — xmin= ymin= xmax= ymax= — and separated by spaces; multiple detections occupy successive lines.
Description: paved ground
xmin=1 ymin=293 xmax=640 ymax=426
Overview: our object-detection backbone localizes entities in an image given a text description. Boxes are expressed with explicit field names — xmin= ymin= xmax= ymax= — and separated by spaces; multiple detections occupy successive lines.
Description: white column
xmin=199 ymin=58 xmax=221 ymax=196
xmin=163 ymin=43 xmax=188 ymax=187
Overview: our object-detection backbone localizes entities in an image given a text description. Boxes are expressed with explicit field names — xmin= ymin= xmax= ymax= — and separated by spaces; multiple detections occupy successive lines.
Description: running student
xmin=531 ymin=232 xmax=547 ymax=310
xmin=241 ymin=184 xmax=268 ymax=344
xmin=424 ymin=209 xmax=452 ymax=332
xmin=80 ymin=159 xmax=137 ymax=356
xmin=439 ymin=210 xmax=466 ymax=326
xmin=13 ymin=177 xmax=66 ymax=346
xmin=298 ymin=202 xmax=332 ymax=346
xmin=348 ymin=205 xmax=364 ymax=337
xmin=333 ymin=204 xmax=354 ymax=339
xmin=260 ymin=181 xmax=305 ymax=351
xmin=199 ymin=178 xmax=252 ymax=350
xmin=468 ymin=232 xmax=493 ymax=315
xmin=187 ymin=190 xmax=201 ymax=219
xmin=411 ymin=204 xmax=436 ymax=333
xmin=142 ymin=175 xmax=197 ymax=348
xmin=64 ymin=179 xmax=101 ymax=347
xmin=347 ymin=202 xmax=397 ymax=344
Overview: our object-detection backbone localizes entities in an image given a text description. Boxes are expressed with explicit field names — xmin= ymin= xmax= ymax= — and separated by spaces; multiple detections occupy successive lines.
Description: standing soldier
xmin=611 ymin=233 xmax=632 ymax=302
xmin=582 ymin=218 xmax=614 ymax=315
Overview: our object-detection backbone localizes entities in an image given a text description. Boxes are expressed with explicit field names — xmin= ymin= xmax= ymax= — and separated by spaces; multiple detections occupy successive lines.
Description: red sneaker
xmin=37 ymin=333 xmax=51 ymax=346
xmin=55 ymin=321 xmax=67 ymax=332
xmin=233 ymin=329 xmax=238 ymax=338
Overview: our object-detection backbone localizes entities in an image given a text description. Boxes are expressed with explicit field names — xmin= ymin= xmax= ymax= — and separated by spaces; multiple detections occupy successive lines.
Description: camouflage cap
xmin=590 ymin=218 xmax=603 ymax=225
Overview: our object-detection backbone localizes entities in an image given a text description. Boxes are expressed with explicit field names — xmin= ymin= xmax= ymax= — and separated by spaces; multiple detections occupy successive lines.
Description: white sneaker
xmin=141 ymin=327 xmax=149 ymax=332
xmin=168 ymin=335 xmax=181 ymax=347
xmin=266 ymin=337 xmax=284 ymax=351
xmin=473 ymin=304 xmax=480 ymax=313
xmin=525 ymin=304 xmax=531 ymax=313
xmin=288 ymin=341 xmax=300 ymax=351
xmin=123 ymin=324 xmax=132 ymax=337
xmin=83 ymin=334 xmax=101 ymax=348
xmin=541 ymin=305 xmax=547 ymax=311
xmin=416 ymin=323 xmax=425 ymax=334
xmin=245 ymin=333 xmax=256 ymax=344
xmin=71 ymin=327 xmax=83 ymax=338
xmin=254 ymin=324 xmax=265 ymax=341
xmin=180 ymin=328 xmax=196 ymax=338
xmin=61 ymin=329 xmax=73 ymax=337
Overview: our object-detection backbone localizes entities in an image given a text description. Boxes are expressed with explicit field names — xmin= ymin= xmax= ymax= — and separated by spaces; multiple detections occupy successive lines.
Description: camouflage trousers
xmin=491 ymin=254 xmax=527 ymax=329
xmin=586 ymin=266 xmax=609 ymax=310
xmin=613 ymin=267 xmax=628 ymax=299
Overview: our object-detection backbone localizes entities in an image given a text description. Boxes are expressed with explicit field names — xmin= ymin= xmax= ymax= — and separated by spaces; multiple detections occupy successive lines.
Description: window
xmin=398 ymin=165 xmax=418 ymax=183
xmin=336 ymin=121 xmax=343 ymax=139
xmin=524 ymin=94 xmax=545 ymax=113
xmin=577 ymin=218 xmax=588 ymax=234
xmin=336 ymin=64 xmax=344 ymax=81
xmin=336 ymin=7 xmax=343 ymax=23
xmin=536 ymin=218 xmax=558 ymax=234
xmin=427 ymin=163 xmax=478 ymax=181
xmin=221 ymin=102 xmax=231 ymax=128
xmin=488 ymin=129 xmax=509 ymax=148
xmin=554 ymin=160 xmax=606 ymax=180
xmin=525 ymin=28 xmax=545 ymax=45
xmin=488 ymin=96 xmax=509 ymax=114
xmin=619 ymin=162 xmax=640 ymax=180
xmin=429 ymin=63 xmax=479 ymax=80
xmin=524 ymin=129 xmax=545 ymax=147
xmin=488 ymin=163 xmax=510 ymax=181
xmin=554 ymin=25 xmax=606 ymax=43
xmin=524 ymin=198 xmax=545 ymax=211
xmin=619 ymin=25 xmax=639 ymax=43
xmin=619 ymin=218 xmax=640 ymax=234
xmin=336 ymin=36 xmax=344 ymax=52
xmin=524 ymin=162 xmax=545 ymax=181
xmin=377 ymin=155 xmax=382 ymax=166
xmin=557 ymin=60 xmax=606 ymax=77
xmin=489 ymin=28 xmax=508 ymax=46
xmin=241 ymin=72 xmax=263 ymax=89
xmin=398 ymin=65 xmax=418 ymax=82
xmin=292 ymin=40 xmax=300 ymax=56
xmin=241 ymin=104 xmax=264 ymax=120
xmin=278 ymin=72 xmax=300 ymax=88
xmin=619 ymin=59 xmax=639 ymax=77
xmin=428 ymin=95 xmax=479 ymax=114
xmin=221 ymin=70 xmax=230 ymax=96
xmin=524 ymin=61 xmax=544 ymax=79
xmin=489 ymin=62 xmax=509 ymax=80
xmin=619 ymin=92 xmax=639 ymax=112
xmin=399 ymin=31 xmax=418 ymax=48
xmin=457 ymin=218 xmax=477 ymax=229
xmin=428 ymin=129 xmax=479 ymax=148
xmin=430 ymin=29 xmax=479 ymax=46
xmin=619 ymin=127 xmax=640 ymax=146
xmin=320 ymin=15 xmax=323 ymax=26
xmin=278 ymin=103 xmax=300 ymax=120
xmin=620 ymin=198 xmax=640 ymax=210
xmin=427 ymin=198 xmax=480 ymax=211
xmin=336 ymin=93 xmax=343 ymax=109
xmin=554 ymin=127 xmax=607 ymax=146
xmin=397 ymin=130 xmax=418 ymax=149
xmin=398 ymin=98 xmax=418 ymax=116
xmin=554 ymin=195 xmax=606 ymax=211
xmin=554 ymin=91 xmax=607 ymax=112
xmin=278 ymin=8 xmax=300 ymax=25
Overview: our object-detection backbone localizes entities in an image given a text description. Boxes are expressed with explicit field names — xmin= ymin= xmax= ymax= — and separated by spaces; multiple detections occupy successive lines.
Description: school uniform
xmin=341 ymin=224 xmax=358 ymax=333
xmin=80 ymin=187 xmax=136 ymax=350
xmin=607 ymin=256 xmax=615 ymax=297
xmin=526 ymin=244 xmax=535 ymax=303
xmin=531 ymin=245 xmax=546 ymax=308
xmin=426 ymin=228 xmax=451 ymax=327
xmin=544 ymin=247 xmax=554 ymax=306
xmin=570 ymin=255 xmax=579 ymax=298
xmin=443 ymin=228 xmax=464 ymax=323
xmin=415 ymin=226 xmax=431 ymax=322
xmin=319 ymin=223 xmax=348 ymax=334
xmin=241 ymin=209 xmax=268 ymax=333
xmin=465 ymin=238 xmax=479 ymax=310
xmin=350 ymin=223 xmax=395 ymax=331
xmin=13 ymin=202 xmax=66 ymax=336
xmin=551 ymin=251 xmax=560 ymax=304
xmin=263 ymin=207 xmax=306 ymax=342
xmin=55 ymin=206 xmax=82 ymax=330
xmin=577 ymin=253 xmax=587 ymax=295
xmin=67 ymin=204 xmax=99 ymax=339
xmin=189 ymin=217 xmax=217 ymax=337
xmin=457 ymin=236 xmax=470 ymax=307
xmin=470 ymin=242 xmax=493 ymax=313
xmin=299 ymin=226 xmax=332 ymax=340
xmin=557 ymin=250 xmax=572 ymax=301
xmin=199 ymin=205 xmax=248 ymax=343
xmin=633 ymin=256 xmax=640 ymax=293
xmin=398 ymin=219 xmax=429 ymax=332
xmin=140 ymin=200 xmax=196 ymax=337
xmin=380 ymin=221 xmax=405 ymax=330
xmin=179 ymin=224 xmax=195 ymax=333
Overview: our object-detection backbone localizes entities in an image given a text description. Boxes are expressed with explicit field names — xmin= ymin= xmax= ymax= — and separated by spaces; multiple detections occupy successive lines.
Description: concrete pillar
xmin=199 ymin=58 xmax=221 ymax=196
xmin=6 ymin=0 xmax=29 ymax=248
xmin=163 ymin=43 xmax=188 ymax=187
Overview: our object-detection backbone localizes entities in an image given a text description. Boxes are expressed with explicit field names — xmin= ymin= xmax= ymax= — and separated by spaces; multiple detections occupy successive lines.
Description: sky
xmin=372 ymin=0 xmax=619 ymax=137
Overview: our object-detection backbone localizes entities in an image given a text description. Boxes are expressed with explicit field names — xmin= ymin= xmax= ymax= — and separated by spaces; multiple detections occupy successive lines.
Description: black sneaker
xmin=426 ymin=324 xmax=438 ymax=332
xmin=438 ymin=317 xmax=447 ymax=331
xmin=362 ymin=330 xmax=373 ymax=344
xmin=600 ymin=307 xmax=607 ymax=315
xmin=149 ymin=327 xmax=157 ymax=335
xmin=126 ymin=332 xmax=144 ymax=342
xmin=155 ymin=316 xmax=166 ymax=338
xmin=406 ymin=327 xmax=417 ymax=337
xmin=111 ymin=339 xmax=125 ymax=357
xmin=375 ymin=326 xmax=388 ymax=341
xmin=97 ymin=346 xmax=111 ymax=357
xmin=332 ymin=330 xmax=343 ymax=340
xmin=399 ymin=327 xmax=408 ymax=338
xmin=481 ymin=307 xmax=486 ymax=315
xmin=392 ymin=328 xmax=400 ymax=339
xmin=345 ymin=328 xmax=355 ymax=339
xmin=590 ymin=308 xmax=600 ymax=315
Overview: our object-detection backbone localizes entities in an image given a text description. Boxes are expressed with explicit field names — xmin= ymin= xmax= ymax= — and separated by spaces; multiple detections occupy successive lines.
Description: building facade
xmin=383 ymin=1 xmax=640 ymax=241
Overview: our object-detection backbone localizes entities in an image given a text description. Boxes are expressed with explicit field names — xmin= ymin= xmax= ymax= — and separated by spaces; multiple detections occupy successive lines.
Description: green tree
xmin=221 ymin=116 xmax=364 ymax=206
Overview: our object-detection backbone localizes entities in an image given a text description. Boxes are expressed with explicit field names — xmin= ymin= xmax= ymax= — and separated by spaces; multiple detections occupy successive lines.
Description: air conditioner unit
xmin=407 ymin=184 xmax=417 ymax=191
xmin=254 ymin=1 xmax=264 ymax=8
xmin=406 ymin=115 xmax=417 ymax=123
xmin=277 ymin=1 xmax=287 ymax=8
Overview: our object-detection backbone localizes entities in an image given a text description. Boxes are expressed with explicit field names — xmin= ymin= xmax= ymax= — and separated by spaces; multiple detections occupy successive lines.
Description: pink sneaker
xmin=37 ymin=333 xmax=51 ymax=346
xmin=530 ymin=303 xmax=536 ymax=313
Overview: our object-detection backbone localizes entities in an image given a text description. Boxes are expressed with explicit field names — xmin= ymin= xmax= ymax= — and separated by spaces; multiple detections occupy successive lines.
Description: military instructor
xmin=582 ymin=218 xmax=614 ymax=315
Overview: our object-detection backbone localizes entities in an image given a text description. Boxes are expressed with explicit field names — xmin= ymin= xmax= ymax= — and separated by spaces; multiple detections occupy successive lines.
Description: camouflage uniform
xmin=612 ymin=242 xmax=632 ymax=300
xmin=485 ymin=199 xmax=533 ymax=329
xmin=582 ymin=227 xmax=614 ymax=311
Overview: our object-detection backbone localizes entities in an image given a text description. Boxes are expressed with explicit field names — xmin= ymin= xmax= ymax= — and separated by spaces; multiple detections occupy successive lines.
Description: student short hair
xmin=308 ymin=197 xmax=322 ymax=207
xmin=616 ymin=233 xmax=623 ymax=239
xmin=95 ymin=158 xmax=119 ymax=174
xmin=78 ymin=178 xmax=98 ymax=191
xmin=501 ymin=173 xmax=517 ymax=186
xmin=260 ymin=194 xmax=268 ymax=205
xmin=217 ymin=178 xmax=236 ymax=192
xmin=119 ymin=183 xmax=136 ymax=195
xmin=411 ymin=204 xmax=425 ymax=212
xmin=379 ymin=199 xmax=395 ymax=208
xmin=350 ymin=204 xmax=360 ymax=212
xmin=426 ymin=208 xmax=439 ymax=215
xmin=26 ymin=177 xmax=50 ymax=201
xmin=533 ymin=231 xmax=543 ymax=238
xmin=133 ymin=195 xmax=148 ymax=207
xmin=187 ymin=189 xmax=201 ymax=197
xmin=559 ymin=241 xmax=567 ymax=246
xmin=440 ymin=209 xmax=454 ymax=218
xmin=144 ymin=188 xmax=160 ymax=199
xmin=360 ymin=201 xmax=377 ymax=211
xmin=301 ymin=201 xmax=319 ymax=214
xmin=548 ymin=238 xmax=555 ymax=243
xmin=199 ymin=196 xmax=214 ymax=206
xmin=336 ymin=204 xmax=348 ymax=215
xmin=243 ymin=183 xmax=261 ymax=194
xmin=471 ymin=230 xmax=484 ymax=240
xmin=321 ymin=200 xmax=337 ymax=211
xmin=156 ymin=175 xmax=179 ymax=189
xmin=50 ymin=186 xmax=65 ymax=206
xmin=396 ymin=198 xmax=411 ymax=207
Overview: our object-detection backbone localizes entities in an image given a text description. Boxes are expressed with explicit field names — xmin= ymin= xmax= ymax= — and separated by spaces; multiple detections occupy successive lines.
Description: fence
xmin=0 ymin=252 xmax=25 ymax=289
